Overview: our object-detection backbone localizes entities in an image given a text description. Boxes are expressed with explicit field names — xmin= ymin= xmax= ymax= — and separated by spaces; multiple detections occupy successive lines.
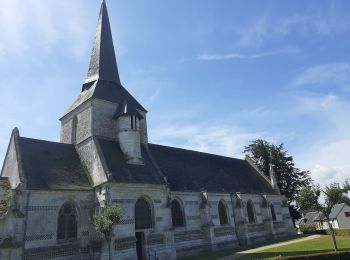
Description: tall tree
xmin=244 ymin=139 xmax=311 ymax=222
xmin=296 ymin=182 xmax=350 ymax=251
xmin=94 ymin=204 xmax=123 ymax=260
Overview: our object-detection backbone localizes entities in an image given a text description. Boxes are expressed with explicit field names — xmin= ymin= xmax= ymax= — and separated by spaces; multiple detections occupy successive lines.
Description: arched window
xmin=247 ymin=200 xmax=256 ymax=224
xmin=135 ymin=198 xmax=152 ymax=230
xmin=171 ymin=199 xmax=185 ymax=227
xmin=57 ymin=203 xmax=77 ymax=241
xmin=218 ymin=200 xmax=228 ymax=225
xmin=270 ymin=204 xmax=277 ymax=221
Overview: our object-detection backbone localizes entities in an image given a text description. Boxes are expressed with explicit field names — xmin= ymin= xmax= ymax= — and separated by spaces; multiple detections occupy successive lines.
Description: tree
xmin=296 ymin=182 xmax=350 ymax=252
xmin=244 ymin=139 xmax=311 ymax=223
xmin=93 ymin=204 xmax=123 ymax=260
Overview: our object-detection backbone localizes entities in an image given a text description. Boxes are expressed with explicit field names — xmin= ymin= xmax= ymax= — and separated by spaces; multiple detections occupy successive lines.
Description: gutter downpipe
xmin=230 ymin=193 xmax=241 ymax=246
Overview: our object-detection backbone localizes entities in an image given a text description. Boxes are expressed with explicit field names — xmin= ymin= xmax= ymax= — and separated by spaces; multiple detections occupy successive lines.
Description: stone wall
xmin=22 ymin=190 xmax=97 ymax=260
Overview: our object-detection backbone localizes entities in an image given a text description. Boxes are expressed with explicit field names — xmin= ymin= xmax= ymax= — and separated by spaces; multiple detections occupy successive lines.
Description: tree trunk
xmin=327 ymin=218 xmax=338 ymax=252
xmin=108 ymin=238 xmax=112 ymax=260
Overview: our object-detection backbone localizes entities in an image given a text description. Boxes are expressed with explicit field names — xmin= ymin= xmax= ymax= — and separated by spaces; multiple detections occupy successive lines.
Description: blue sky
xmin=1 ymin=0 xmax=350 ymax=185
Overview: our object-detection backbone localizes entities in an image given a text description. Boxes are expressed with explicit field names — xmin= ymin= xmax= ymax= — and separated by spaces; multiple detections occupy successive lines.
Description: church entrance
xmin=135 ymin=231 xmax=145 ymax=260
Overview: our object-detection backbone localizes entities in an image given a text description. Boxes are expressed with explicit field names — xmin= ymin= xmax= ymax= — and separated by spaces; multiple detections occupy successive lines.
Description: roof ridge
xmin=148 ymin=143 xmax=245 ymax=161
xmin=19 ymin=137 xmax=73 ymax=146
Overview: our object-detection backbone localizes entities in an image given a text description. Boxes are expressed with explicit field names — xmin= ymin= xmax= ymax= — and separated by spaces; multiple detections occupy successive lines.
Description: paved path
xmin=218 ymin=235 xmax=321 ymax=260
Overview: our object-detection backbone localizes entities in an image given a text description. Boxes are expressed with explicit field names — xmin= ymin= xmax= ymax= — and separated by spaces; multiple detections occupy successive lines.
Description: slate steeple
xmin=62 ymin=0 xmax=146 ymax=118
xmin=85 ymin=0 xmax=120 ymax=85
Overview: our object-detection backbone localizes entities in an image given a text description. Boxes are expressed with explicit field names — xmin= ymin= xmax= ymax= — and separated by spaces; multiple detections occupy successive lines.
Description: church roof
xmin=17 ymin=137 xmax=91 ymax=191
xmin=113 ymin=100 xmax=144 ymax=119
xmin=6 ymin=135 xmax=276 ymax=193
xmin=96 ymin=138 xmax=165 ymax=185
xmin=148 ymin=144 xmax=277 ymax=194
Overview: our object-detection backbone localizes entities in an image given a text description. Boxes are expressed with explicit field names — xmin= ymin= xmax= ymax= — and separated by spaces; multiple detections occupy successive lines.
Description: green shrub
xmin=325 ymin=228 xmax=350 ymax=237
xmin=300 ymin=224 xmax=325 ymax=234
xmin=276 ymin=251 xmax=350 ymax=259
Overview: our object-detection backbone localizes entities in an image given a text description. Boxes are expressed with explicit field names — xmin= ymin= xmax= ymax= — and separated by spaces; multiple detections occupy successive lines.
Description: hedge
xmin=326 ymin=228 xmax=350 ymax=237
xmin=299 ymin=224 xmax=326 ymax=235
xmin=275 ymin=251 xmax=350 ymax=259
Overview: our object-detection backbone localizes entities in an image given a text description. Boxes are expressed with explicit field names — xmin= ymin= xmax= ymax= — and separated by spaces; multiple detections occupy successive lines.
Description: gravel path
xmin=218 ymin=235 xmax=321 ymax=260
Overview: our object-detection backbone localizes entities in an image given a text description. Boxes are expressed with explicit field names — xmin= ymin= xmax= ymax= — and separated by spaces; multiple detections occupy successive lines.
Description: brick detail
xmin=184 ymin=201 xmax=198 ymax=205
xmin=214 ymin=227 xmax=235 ymax=237
xmin=26 ymin=234 xmax=53 ymax=241
xmin=147 ymin=234 xmax=164 ymax=245
xmin=116 ymin=218 xmax=134 ymax=225
xmin=174 ymin=230 xmax=204 ymax=242
xmin=25 ymin=206 xmax=58 ymax=211
xmin=187 ymin=215 xmax=200 ymax=220
xmin=115 ymin=237 xmax=136 ymax=251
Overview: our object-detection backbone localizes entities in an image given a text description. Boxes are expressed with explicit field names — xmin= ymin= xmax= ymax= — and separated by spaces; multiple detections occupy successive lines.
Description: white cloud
xmin=150 ymin=124 xmax=266 ymax=158
xmin=299 ymin=139 xmax=350 ymax=186
xmin=292 ymin=62 xmax=350 ymax=90
xmin=197 ymin=46 xmax=302 ymax=61
xmin=0 ymin=0 xmax=92 ymax=60
xmin=233 ymin=16 xmax=268 ymax=48
xmin=233 ymin=7 xmax=350 ymax=48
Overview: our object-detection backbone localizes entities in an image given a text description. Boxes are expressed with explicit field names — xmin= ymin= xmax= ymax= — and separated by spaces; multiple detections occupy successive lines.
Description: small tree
xmin=93 ymin=204 xmax=123 ymax=260
xmin=296 ymin=181 xmax=350 ymax=252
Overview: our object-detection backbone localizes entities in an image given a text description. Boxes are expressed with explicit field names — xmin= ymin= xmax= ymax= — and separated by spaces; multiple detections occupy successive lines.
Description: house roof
xmin=301 ymin=211 xmax=319 ymax=225
xmin=329 ymin=203 xmax=346 ymax=220
xmin=148 ymin=143 xmax=276 ymax=193
xmin=17 ymin=137 xmax=92 ymax=191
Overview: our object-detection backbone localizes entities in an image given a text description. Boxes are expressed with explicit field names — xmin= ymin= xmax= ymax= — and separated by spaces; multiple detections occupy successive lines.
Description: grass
xmin=181 ymin=235 xmax=305 ymax=260
xmin=182 ymin=235 xmax=350 ymax=260
xmin=239 ymin=235 xmax=350 ymax=260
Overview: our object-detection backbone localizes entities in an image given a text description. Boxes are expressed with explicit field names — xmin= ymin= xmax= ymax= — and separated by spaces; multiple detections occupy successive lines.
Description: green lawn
xmin=239 ymin=235 xmax=350 ymax=260
xmin=181 ymin=235 xmax=304 ymax=260
xmin=182 ymin=235 xmax=350 ymax=260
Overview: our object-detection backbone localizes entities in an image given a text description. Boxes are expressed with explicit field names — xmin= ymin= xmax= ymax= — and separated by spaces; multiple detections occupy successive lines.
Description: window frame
xmin=135 ymin=198 xmax=153 ymax=230
xmin=218 ymin=200 xmax=229 ymax=225
xmin=57 ymin=202 xmax=78 ymax=243
xmin=171 ymin=199 xmax=186 ymax=227
xmin=247 ymin=200 xmax=256 ymax=224
xmin=270 ymin=204 xmax=277 ymax=221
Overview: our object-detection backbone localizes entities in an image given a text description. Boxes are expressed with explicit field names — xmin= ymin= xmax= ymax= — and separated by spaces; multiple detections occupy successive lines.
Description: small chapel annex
xmin=0 ymin=1 xmax=295 ymax=259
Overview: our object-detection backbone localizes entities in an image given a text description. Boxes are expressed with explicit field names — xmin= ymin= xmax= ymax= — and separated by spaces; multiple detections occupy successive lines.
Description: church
xmin=0 ymin=1 xmax=295 ymax=259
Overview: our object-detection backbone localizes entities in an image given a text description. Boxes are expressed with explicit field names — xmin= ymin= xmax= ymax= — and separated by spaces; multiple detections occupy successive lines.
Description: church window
xmin=247 ymin=200 xmax=256 ymax=223
xmin=171 ymin=199 xmax=185 ymax=227
xmin=71 ymin=116 xmax=78 ymax=144
xmin=270 ymin=204 xmax=277 ymax=221
xmin=57 ymin=203 xmax=77 ymax=242
xmin=131 ymin=116 xmax=134 ymax=129
xmin=135 ymin=198 xmax=152 ymax=230
xmin=218 ymin=200 xmax=228 ymax=225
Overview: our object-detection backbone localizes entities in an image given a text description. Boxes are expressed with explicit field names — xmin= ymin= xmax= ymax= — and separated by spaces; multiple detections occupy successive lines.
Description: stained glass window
xmin=57 ymin=203 xmax=77 ymax=241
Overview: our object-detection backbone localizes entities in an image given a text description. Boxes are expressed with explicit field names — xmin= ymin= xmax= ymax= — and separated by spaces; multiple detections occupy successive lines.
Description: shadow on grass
xmin=180 ymin=235 xmax=307 ymax=260
xmin=238 ymin=249 xmax=349 ymax=260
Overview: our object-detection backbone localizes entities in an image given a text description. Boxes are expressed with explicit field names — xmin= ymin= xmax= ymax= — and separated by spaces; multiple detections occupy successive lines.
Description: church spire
xmin=85 ymin=0 xmax=120 ymax=85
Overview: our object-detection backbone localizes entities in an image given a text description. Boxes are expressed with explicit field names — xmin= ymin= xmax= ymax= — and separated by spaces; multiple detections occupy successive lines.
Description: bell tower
xmin=60 ymin=0 xmax=147 ymax=169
